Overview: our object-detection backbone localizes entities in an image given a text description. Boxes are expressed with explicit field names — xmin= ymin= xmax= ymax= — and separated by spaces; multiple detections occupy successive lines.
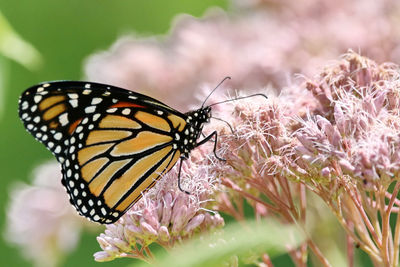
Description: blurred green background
xmin=0 ymin=1 xmax=227 ymax=266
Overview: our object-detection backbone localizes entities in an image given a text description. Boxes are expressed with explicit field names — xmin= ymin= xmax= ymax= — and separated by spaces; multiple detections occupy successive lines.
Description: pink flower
xmin=85 ymin=0 xmax=400 ymax=112
xmin=94 ymin=159 xmax=224 ymax=262
xmin=203 ymin=51 xmax=400 ymax=265
xmin=5 ymin=161 xmax=97 ymax=267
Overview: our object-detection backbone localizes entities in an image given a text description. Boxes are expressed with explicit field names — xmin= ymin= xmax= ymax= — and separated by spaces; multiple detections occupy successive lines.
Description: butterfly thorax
xmin=178 ymin=106 xmax=211 ymax=158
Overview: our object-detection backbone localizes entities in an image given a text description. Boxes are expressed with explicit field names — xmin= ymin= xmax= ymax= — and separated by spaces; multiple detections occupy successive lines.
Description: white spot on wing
xmin=91 ymin=98 xmax=102 ymax=105
xmin=107 ymin=108 xmax=117 ymax=113
xmin=92 ymin=113 xmax=101 ymax=121
xmin=68 ymin=93 xmax=78 ymax=99
xmin=101 ymin=208 xmax=107 ymax=216
xmin=54 ymin=145 xmax=61 ymax=154
xmin=54 ymin=132 xmax=62 ymax=140
xmin=21 ymin=101 xmax=29 ymax=110
xmin=59 ymin=113 xmax=69 ymax=126
xmin=34 ymin=95 xmax=42 ymax=103
xmin=69 ymin=99 xmax=78 ymax=108
xmin=85 ymin=106 xmax=96 ymax=113
xmin=122 ymin=108 xmax=130 ymax=115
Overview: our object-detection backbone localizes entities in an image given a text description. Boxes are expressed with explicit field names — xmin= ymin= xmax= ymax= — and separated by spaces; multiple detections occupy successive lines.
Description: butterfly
xmin=19 ymin=79 xmax=236 ymax=224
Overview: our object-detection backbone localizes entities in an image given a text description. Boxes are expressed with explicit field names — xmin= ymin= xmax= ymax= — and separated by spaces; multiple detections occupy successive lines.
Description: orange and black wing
xmin=19 ymin=81 xmax=188 ymax=223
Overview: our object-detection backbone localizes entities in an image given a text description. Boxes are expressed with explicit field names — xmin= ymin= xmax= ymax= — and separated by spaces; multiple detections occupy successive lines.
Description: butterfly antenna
xmin=209 ymin=93 xmax=268 ymax=108
xmin=201 ymin=76 xmax=231 ymax=108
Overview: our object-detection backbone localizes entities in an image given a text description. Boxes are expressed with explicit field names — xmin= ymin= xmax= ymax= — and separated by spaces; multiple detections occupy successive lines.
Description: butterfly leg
xmin=196 ymin=131 xmax=225 ymax=162
xmin=177 ymin=158 xmax=190 ymax=195
xmin=199 ymin=132 xmax=217 ymax=149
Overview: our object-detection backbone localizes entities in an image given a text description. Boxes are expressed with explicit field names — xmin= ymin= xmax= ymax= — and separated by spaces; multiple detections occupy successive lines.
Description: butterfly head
xmin=178 ymin=106 xmax=212 ymax=157
xmin=186 ymin=106 xmax=211 ymax=130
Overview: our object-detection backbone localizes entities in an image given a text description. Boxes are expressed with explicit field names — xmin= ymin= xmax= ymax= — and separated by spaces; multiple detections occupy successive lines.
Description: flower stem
xmin=222 ymin=178 xmax=281 ymax=213
xmin=382 ymin=182 xmax=400 ymax=266
xmin=308 ymin=239 xmax=331 ymax=267
xmin=262 ymin=253 xmax=274 ymax=267
xmin=346 ymin=222 xmax=354 ymax=267
xmin=344 ymin=183 xmax=381 ymax=248
xmin=392 ymin=204 xmax=400 ymax=267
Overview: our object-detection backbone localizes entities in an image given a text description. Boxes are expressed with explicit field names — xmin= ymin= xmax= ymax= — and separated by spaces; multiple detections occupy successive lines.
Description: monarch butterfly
xmin=19 ymin=78 xmax=266 ymax=224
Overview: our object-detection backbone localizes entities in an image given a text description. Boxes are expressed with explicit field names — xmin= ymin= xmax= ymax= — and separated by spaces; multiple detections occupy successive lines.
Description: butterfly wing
xmin=65 ymin=107 xmax=183 ymax=223
xmin=19 ymin=81 xmax=188 ymax=223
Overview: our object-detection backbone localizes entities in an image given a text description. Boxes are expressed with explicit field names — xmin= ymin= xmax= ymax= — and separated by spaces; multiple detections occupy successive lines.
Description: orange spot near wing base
xmin=110 ymin=102 xmax=145 ymax=109
xmin=49 ymin=121 xmax=59 ymax=129
xmin=69 ymin=119 xmax=82 ymax=134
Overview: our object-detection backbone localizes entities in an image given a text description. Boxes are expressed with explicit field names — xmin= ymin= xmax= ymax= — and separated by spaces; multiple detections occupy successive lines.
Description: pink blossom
xmin=5 ymin=161 xmax=97 ymax=267
xmin=94 ymin=160 xmax=224 ymax=262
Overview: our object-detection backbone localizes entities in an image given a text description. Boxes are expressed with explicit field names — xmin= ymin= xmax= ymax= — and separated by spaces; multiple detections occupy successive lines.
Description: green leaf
xmin=135 ymin=219 xmax=305 ymax=267
xmin=0 ymin=56 xmax=7 ymax=120
xmin=0 ymin=10 xmax=42 ymax=70
xmin=0 ymin=10 xmax=43 ymax=120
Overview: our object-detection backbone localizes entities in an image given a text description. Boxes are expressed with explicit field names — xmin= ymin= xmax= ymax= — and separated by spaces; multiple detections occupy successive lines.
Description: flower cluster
xmin=299 ymin=53 xmax=400 ymax=187
xmin=200 ymin=52 xmax=400 ymax=266
xmin=85 ymin=0 xmax=400 ymax=111
xmin=94 ymin=159 xmax=224 ymax=262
